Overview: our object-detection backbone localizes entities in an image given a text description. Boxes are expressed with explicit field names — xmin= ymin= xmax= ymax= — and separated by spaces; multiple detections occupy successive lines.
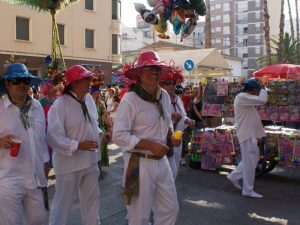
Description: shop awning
xmin=156 ymin=48 xmax=232 ymax=78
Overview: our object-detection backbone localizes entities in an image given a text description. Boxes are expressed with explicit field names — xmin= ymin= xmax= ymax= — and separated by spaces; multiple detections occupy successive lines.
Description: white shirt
xmin=47 ymin=93 xmax=102 ymax=175
xmin=0 ymin=95 xmax=49 ymax=189
xmin=113 ymin=88 xmax=173 ymax=155
xmin=167 ymin=95 xmax=188 ymax=132
xmin=234 ymin=89 xmax=268 ymax=143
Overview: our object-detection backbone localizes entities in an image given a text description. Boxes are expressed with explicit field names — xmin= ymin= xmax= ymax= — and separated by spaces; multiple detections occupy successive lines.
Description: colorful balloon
xmin=189 ymin=0 xmax=206 ymax=16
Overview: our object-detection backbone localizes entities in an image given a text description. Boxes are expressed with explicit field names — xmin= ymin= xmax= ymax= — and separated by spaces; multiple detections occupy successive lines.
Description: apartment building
xmin=0 ymin=0 xmax=122 ymax=79
xmin=209 ymin=0 xmax=281 ymax=76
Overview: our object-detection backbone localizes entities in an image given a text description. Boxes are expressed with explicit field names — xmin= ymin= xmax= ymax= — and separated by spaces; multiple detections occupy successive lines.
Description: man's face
xmin=73 ymin=77 xmax=92 ymax=95
xmin=5 ymin=78 xmax=30 ymax=98
xmin=160 ymin=80 xmax=175 ymax=95
xmin=139 ymin=66 xmax=161 ymax=86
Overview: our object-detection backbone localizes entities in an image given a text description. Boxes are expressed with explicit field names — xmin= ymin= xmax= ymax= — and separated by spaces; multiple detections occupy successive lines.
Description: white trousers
xmin=228 ymin=138 xmax=260 ymax=195
xmin=0 ymin=186 xmax=47 ymax=225
xmin=126 ymin=156 xmax=179 ymax=225
xmin=49 ymin=164 xmax=100 ymax=225
xmin=168 ymin=142 xmax=183 ymax=180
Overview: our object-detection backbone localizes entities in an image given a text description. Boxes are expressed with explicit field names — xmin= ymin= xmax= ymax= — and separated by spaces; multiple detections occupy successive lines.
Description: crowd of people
xmin=0 ymin=50 xmax=267 ymax=225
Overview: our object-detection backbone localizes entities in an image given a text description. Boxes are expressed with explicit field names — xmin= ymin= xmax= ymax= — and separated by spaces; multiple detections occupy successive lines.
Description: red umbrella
xmin=252 ymin=64 xmax=300 ymax=80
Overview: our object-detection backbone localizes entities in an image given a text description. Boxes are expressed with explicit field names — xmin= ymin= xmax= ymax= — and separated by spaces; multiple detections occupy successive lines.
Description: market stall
xmin=189 ymin=75 xmax=300 ymax=174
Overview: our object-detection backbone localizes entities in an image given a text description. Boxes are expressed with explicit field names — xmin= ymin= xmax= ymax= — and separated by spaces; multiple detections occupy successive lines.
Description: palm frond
xmin=3 ymin=0 xmax=80 ymax=13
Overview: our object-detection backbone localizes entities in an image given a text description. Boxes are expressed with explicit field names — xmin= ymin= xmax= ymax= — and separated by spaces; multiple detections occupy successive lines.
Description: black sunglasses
xmin=143 ymin=66 xmax=161 ymax=72
xmin=8 ymin=78 xmax=31 ymax=85
xmin=160 ymin=80 xmax=175 ymax=86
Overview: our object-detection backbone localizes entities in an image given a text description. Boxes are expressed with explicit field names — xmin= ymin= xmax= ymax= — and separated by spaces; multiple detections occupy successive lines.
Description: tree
xmin=3 ymin=0 xmax=80 ymax=72
xmin=287 ymin=0 xmax=295 ymax=37
xmin=277 ymin=0 xmax=285 ymax=63
xmin=263 ymin=0 xmax=271 ymax=65
xmin=295 ymin=0 xmax=299 ymax=63
xmin=204 ymin=0 xmax=211 ymax=48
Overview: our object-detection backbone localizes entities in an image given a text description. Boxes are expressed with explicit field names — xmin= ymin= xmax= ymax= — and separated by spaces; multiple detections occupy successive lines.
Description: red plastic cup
xmin=10 ymin=138 xmax=22 ymax=157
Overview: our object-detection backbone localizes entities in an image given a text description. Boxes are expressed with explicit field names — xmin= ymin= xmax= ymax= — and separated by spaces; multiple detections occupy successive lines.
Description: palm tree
xmin=263 ymin=0 xmax=271 ymax=65
xmin=256 ymin=32 xmax=300 ymax=66
xmin=295 ymin=0 xmax=299 ymax=63
xmin=287 ymin=0 xmax=295 ymax=37
xmin=204 ymin=0 xmax=211 ymax=48
xmin=277 ymin=0 xmax=285 ymax=63
xmin=3 ymin=0 xmax=80 ymax=71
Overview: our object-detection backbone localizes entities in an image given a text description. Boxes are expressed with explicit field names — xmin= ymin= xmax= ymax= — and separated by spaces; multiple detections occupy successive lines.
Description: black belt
xmin=131 ymin=152 xmax=163 ymax=160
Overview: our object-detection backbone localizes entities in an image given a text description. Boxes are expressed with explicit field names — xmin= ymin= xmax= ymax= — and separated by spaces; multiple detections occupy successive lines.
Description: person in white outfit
xmin=113 ymin=51 xmax=180 ymax=225
xmin=0 ymin=63 xmax=49 ymax=225
xmin=47 ymin=65 xmax=104 ymax=225
xmin=159 ymin=73 xmax=195 ymax=179
xmin=227 ymin=78 xmax=268 ymax=198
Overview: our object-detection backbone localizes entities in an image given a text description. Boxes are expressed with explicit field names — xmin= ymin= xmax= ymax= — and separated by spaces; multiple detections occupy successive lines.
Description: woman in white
xmin=106 ymin=88 xmax=118 ymax=126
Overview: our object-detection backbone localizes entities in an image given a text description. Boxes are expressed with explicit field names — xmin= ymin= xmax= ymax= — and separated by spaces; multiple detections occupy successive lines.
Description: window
xmin=85 ymin=29 xmax=94 ymax=48
xmin=211 ymin=17 xmax=215 ymax=22
xmin=215 ymin=15 xmax=221 ymax=21
xmin=223 ymin=3 xmax=230 ymax=11
xmin=85 ymin=0 xmax=93 ymax=10
xmin=255 ymin=11 xmax=261 ymax=20
xmin=216 ymin=27 xmax=221 ymax=32
xmin=243 ymin=53 xmax=248 ymax=58
xmin=243 ymin=27 xmax=248 ymax=34
xmin=16 ymin=16 xmax=29 ymax=41
xmin=223 ymin=26 xmax=230 ymax=35
xmin=216 ymin=39 xmax=221 ymax=44
xmin=255 ymin=0 xmax=261 ymax=8
xmin=57 ymin=24 xmax=65 ymax=45
xmin=112 ymin=34 xmax=120 ymax=54
xmin=243 ymin=38 xmax=248 ymax=46
xmin=223 ymin=14 xmax=230 ymax=23
xmin=215 ymin=4 xmax=221 ymax=9
xmin=112 ymin=0 xmax=121 ymax=20
xmin=255 ymin=47 xmax=261 ymax=55
xmin=255 ymin=34 xmax=261 ymax=43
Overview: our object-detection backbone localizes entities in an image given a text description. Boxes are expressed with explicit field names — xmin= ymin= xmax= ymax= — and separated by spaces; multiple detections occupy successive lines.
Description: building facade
xmin=0 ymin=0 xmax=122 ymax=80
xmin=208 ymin=0 xmax=281 ymax=76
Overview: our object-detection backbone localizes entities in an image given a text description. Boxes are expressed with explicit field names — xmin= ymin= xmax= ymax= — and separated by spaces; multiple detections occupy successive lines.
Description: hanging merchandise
xmin=134 ymin=0 xmax=206 ymax=41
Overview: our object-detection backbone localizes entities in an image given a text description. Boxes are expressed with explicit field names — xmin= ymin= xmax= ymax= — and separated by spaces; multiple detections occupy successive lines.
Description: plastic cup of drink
xmin=10 ymin=138 xmax=22 ymax=157
xmin=173 ymin=130 xmax=183 ymax=141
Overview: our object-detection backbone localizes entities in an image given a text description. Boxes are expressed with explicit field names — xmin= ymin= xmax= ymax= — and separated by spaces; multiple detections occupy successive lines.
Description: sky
xmin=121 ymin=0 xmax=298 ymax=28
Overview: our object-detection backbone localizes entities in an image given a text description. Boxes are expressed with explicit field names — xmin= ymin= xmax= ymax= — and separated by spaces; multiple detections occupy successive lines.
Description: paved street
xmin=47 ymin=144 xmax=300 ymax=225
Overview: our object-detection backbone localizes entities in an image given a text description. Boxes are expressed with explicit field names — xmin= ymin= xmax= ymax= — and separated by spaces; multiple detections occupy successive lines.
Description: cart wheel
xmin=189 ymin=160 xmax=201 ymax=170
xmin=264 ymin=160 xmax=277 ymax=173
xmin=255 ymin=159 xmax=266 ymax=177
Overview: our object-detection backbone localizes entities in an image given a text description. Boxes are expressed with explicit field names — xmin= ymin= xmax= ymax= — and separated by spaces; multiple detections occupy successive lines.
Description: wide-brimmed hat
xmin=124 ymin=51 xmax=173 ymax=81
xmin=0 ymin=63 xmax=43 ymax=93
xmin=63 ymin=65 xmax=94 ymax=93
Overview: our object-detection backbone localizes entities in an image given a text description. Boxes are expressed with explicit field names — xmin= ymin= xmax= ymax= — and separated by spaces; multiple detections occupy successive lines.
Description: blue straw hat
xmin=0 ymin=63 xmax=43 ymax=93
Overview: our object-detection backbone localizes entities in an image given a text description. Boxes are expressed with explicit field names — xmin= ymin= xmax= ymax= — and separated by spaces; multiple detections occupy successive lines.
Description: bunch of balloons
xmin=135 ymin=0 xmax=206 ymax=40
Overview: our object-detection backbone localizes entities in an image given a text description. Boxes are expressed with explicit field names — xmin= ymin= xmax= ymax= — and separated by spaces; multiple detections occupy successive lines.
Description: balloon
xmin=180 ymin=18 xmax=197 ymax=38
xmin=135 ymin=3 xmax=159 ymax=24
xmin=199 ymin=77 xmax=208 ymax=86
xmin=147 ymin=0 xmax=165 ymax=14
xmin=154 ymin=19 xmax=170 ymax=39
xmin=189 ymin=0 xmax=207 ymax=16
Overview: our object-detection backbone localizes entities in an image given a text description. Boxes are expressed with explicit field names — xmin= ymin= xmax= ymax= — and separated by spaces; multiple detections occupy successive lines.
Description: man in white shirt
xmin=113 ymin=51 xmax=180 ymax=225
xmin=159 ymin=74 xmax=195 ymax=179
xmin=0 ymin=63 xmax=49 ymax=225
xmin=227 ymin=78 xmax=268 ymax=198
xmin=47 ymin=65 xmax=103 ymax=225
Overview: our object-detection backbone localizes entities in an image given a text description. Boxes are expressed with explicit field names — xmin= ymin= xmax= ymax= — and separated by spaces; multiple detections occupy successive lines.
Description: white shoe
xmin=242 ymin=191 xmax=263 ymax=198
xmin=227 ymin=176 xmax=242 ymax=190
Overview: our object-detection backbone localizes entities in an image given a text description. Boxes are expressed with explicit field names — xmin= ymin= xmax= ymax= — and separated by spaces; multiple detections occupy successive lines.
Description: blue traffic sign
xmin=184 ymin=59 xmax=194 ymax=72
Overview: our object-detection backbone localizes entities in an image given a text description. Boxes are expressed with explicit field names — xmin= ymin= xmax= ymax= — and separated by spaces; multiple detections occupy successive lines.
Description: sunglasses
xmin=8 ymin=78 xmax=31 ymax=85
xmin=143 ymin=66 xmax=161 ymax=72
xmin=160 ymin=80 xmax=175 ymax=86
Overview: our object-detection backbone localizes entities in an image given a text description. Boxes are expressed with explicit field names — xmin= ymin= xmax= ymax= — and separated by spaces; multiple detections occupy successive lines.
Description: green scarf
xmin=130 ymin=81 xmax=165 ymax=119
xmin=8 ymin=95 xmax=32 ymax=130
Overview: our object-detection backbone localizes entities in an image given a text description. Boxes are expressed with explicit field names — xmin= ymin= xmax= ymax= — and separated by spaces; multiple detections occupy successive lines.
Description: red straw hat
xmin=125 ymin=51 xmax=173 ymax=81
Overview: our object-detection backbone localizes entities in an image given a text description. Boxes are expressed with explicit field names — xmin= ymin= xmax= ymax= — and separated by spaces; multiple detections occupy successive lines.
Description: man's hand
xmin=78 ymin=140 xmax=99 ymax=151
xmin=171 ymin=112 xmax=182 ymax=123
xmin=149 ymin=142 xmax=169 ymax=158
xmin=171 ymin=136 xmax=181 ymax=147
xmin=0 ymin=134 xmax=15 ymax=149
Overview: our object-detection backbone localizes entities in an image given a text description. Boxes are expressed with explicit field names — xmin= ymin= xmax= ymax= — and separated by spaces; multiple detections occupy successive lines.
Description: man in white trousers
xmin=113 ymin=51 xmax=180 ymax=225
xmin=159 ymin=74 xmax=195 ymax=179
xmin=0 ymin=63 xmax=49 ymax=225
xmin=227 ymin=78 xmax=268 ymax=198
xmin=47 ymin=65 xmax=103 ymax=225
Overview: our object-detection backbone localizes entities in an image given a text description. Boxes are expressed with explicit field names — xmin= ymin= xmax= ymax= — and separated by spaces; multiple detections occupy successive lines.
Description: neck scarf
xmin=67 ymin=92 xmax=91 ymax=122
xmin=130 ymin=81 xmax=164 ymax=119
xmin=8 ymin=94 xmax=32 ymax=130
